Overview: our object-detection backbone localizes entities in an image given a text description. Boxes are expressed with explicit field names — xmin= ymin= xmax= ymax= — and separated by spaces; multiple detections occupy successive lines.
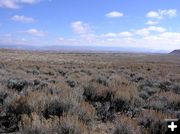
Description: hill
xmin=170 ymin=49 xmax=180 ymax=55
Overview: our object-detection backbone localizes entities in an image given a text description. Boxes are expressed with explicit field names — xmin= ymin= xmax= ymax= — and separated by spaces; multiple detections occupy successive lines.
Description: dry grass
xmin=20 ymin=113 xmax=89 ymax=134
xmin=114 ymin=114 xmax=141 ymax=134
xmin=0 ymin=49 xmax=179 ymax=133
xmin=138 ymin=109 xmax=176 ymax=134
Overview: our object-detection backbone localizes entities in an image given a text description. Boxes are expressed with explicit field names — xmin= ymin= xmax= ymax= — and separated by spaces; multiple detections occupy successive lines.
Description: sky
xmin=0 ymin=0 xmax=180 ymax=52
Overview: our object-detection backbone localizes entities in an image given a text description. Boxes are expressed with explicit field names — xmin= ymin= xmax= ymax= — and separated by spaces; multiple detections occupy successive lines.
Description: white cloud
xmin=101 ymin=31 xmax=180 ymax=51
xmin=135 ymin=26 xmax=166 ymax=36
xmin=58 ymin=33 xmax=98 ymax=45
xmin=146 ymin=9 xmax=177 ymax=19
xmin=141 ymin=32 xmax=180 ymax=50
xmin=12 ymin=15 xmax=35 ymax=23
xmin=118 ymin=32 xmax=133 ymax=37
xmin=0 ymin=0 xmax=40 ymax=9
xmin=66 ymin=25 xmax=170 ymax=50
xmin=147 ymin=26 xmax=166 ymax=32
xmin=25 ymin=29 xmax=47 ymax=36
xmin=159 ymin=9 xmax=177 ymax=17
xmin=1 ymin=24 xmax=179 ymax=52
xmin=135 ymin=28 xmax=150 ymax=37
xmin=71 ymin=21 xmax=92 ymax=34
xmin=159 ymin=32 xmax=180 ymax=40
xmin=146 ymin=20 xmax=159 ymax=25
xmin=106 ymin=11 xmax=124 ymax=18
xmin=57 ymin=30 xmax=180 ymax=51
xmin=100 ymin=33 xmax=117 ymax=38
xmin=63 ymin=25 xmax=176 ymax=50
xmin=100 ymin=31 xmax=133 ymax=38
xmin=146 ymin=11 xmax=160 ymax=19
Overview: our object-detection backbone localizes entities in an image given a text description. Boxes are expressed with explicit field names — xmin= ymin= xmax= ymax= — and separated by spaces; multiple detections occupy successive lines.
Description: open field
xmin=0 ymin=49 xmax=180 ymax=134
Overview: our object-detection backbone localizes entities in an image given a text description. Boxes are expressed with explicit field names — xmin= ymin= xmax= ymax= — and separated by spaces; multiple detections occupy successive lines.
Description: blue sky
xmin=0 ymin=0 xmax=180 ymax=51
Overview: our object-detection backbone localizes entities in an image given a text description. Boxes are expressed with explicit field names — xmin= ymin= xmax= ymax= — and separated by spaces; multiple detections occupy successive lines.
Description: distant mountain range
xmin=170 ymin=49 xmax=180 ymax=55
xmin=0 ymin=44 xmax=169 ymax=53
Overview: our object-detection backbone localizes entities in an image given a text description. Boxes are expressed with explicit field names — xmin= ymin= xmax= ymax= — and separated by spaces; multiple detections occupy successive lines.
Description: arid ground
xmin=0 ymin=49 xmax=180 ymax=134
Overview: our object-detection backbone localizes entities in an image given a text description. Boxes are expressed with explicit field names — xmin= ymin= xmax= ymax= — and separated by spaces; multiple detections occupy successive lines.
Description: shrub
xmin=66 ymin=79 xmax=77 ymax=88
xmin=83 ymin=82 xmax=110 ymax=102
xmin=27 ymin=69 xmax=40 ymax=75
xmin=8 ymin=96 xmax=33 ymax=115
xmin=7 ymin=91 xmax=49 ymax=115
xmin=138 ymin=110 xmax=171 ymax=134
xmin=112 ymin=97 xmax=130 ymax=112
xmin=96 ymin=76 xmax=108 ymax=86
xmin=139 ymin=79 xmax=155 ymax=88
xmin=140 ymin=86 xmax=157 ymax=96
xmin=171 ymin=83 xmax=180 ymax=94
xmin=83 ymin=83 xmax=96 ymax=102
xmin=132 ymin=75 xmax=144 ymax=83
xmin=146 ymin=95 xmax=168 ymax=111
xmin=80 ymin=69 xmax=92 ymax=75
xmin=43 ymin=99 xmax=70 ymax=118
xmin=0 ymin=115 xmax=20 ymax=133
xmin=42 ymin=69 xmax=55 ymax=76
xmin=56 ymin=114 xmax=89 ymax=134
xmin=158 ymin=81 xmax=172 ymax=91
xmin=32 ymin=79 xmax=48 ymax=90
xmin=139 ymin=90 xmax=150 ymax=100
xmin=113 ymin=115 xmax=141 ymax=134
xmin=19 ymin=112 xmax=49 ymax=134
xmin=20 ymin=128 xmax=46 ymax=134
xmin=7 ymin=78 xmax=28 ymax=92
xmin=159 ymin=92 xmax=180 ymax=111
xmin=110 ymin=83 xmax=139 ymax=113
xmin=72 ymin=101 xmax=96 ymax=124
xmin=0 ymin=91 xmax=8 ymax=105
xmin=43 ymin=88 xmax=79 ymax=119
xmin=96 ymin=101 xmax=115 ymax=121
xmin=146 ymin=92 xmax=180 ymax=111
xmin=109 ymin=75 xmax=129 ymax=86
xmin=47 ymin=88 xmax=62 ymax=97
xmin=58 ymin=69 xmax=67 ymax=76
xmin=83 ymin=82 xmax=117 ymax=121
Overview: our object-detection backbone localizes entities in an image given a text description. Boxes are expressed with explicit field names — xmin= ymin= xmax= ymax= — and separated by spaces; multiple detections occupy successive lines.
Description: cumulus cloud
xmin=71 ymin=21 xmax=92 ymax=34
xmin=101 ymin=31 xmax=180 ymax=51
xmin=57 ymin=24 xmax=180 ymax=51
xmin=135 ymin=29 xmax=150 ymax=37
xmin=146 ymin=20 xmax=159 ymax=25
xmin=146 ymin=9 xmax=177 ymax=19
xmin=118 ymin=32 xmax=133 ymax=37
xmin=160 ymin=32 xmax=180 ymax=39
xmin=146 ymin=11 xmax=160 ymax=18
xmin=141 ymin=32 xmax=180 ymax=50
xmin=25 ymin=29 xmax=47 ymax=36
xmin=0 ymin=0 xmax=40 ymax=9
xmin=58 ymin=33 xmax=98 ymax=45
xmin=159 ymin=9 xmax=177 ymax=17
xmin=135 ymin=26 xmax=166 ymax=36
xmin=12 ymin=15 xmax=36 ymax=23
xmin=147 ymin=26 xmax=166 ymax=32
xmin=100 ymin=33 xmax=117 ymax=38
xmin=100 ymin=31 xmax=133 ymax=38
xmin=57 ymin=30 xmax=180 ymax=51
xmin=105 ymin=11 xmax=124 ymax=18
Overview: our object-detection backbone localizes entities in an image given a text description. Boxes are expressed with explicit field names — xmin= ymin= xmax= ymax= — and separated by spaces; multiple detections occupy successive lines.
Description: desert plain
xmin=0 ymin=49 xmax=180 ymax=134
